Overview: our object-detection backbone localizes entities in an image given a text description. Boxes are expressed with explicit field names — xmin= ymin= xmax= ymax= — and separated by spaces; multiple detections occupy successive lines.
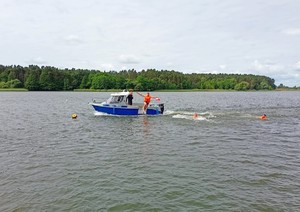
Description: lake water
xmin=0 ymin=91 xmax=299 ymax=211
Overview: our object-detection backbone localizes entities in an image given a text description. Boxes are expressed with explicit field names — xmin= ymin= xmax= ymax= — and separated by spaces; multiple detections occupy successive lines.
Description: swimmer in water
xmin=193 ymin=112 xmax=198 ymax=119
xmin=260 ymin=114 xmax=267 ymax=120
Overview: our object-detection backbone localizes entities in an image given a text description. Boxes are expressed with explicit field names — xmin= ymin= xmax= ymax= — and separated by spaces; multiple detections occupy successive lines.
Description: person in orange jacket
xmin=260 ymin=114 xmax=267 ymax=120
xmin=137 ymin=92 xmax=159 ymax=114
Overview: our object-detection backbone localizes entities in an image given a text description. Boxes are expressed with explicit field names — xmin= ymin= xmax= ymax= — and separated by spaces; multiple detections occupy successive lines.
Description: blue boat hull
xmin=91 ymin=104 xmax=162 ymax=116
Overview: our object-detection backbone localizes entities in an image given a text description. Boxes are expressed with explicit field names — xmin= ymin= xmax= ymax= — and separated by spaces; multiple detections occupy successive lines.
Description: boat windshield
xmin=107 ymin=95 xmax=125 ymax=103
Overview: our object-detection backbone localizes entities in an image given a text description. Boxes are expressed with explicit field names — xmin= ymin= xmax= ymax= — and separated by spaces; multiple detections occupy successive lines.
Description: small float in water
xmin=89 ymin=90 xmax=164 ymax=116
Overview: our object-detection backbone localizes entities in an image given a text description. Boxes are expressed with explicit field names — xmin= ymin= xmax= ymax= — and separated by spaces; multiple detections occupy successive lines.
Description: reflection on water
xmin=142 ymin=116 xmax=150 ymax=136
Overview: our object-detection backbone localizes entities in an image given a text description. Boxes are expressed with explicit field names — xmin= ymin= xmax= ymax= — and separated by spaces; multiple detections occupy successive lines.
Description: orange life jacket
xmin=260 ymin=115 xmax=267 ymax=120
xmin=144 ymin=95 xmax=151 ymax=103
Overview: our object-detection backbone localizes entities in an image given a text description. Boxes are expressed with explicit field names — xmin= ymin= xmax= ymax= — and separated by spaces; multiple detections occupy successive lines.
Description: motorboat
xmin=90 ymin=90 xmax=164 ymax=116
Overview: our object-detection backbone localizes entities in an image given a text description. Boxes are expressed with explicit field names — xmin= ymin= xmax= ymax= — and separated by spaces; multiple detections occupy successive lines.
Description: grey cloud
xmin=27 ymin=57 xmax=47 ymax=65
xmin=119 ymin=55 xmax=140 ymax=64
xmin=1 ymin=0 xmax=300 ymax=86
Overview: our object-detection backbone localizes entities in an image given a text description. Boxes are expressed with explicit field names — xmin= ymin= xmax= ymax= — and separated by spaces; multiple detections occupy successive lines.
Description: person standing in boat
xmin=137 ymin=92 xmax=159 ymax=114
xmin=126 ymin=89 xmax=134 ymax=105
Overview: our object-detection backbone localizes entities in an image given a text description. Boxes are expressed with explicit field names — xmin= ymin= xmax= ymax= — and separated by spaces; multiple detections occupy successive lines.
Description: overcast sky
xmin=1 ymin=0 xmax=300 ymax=86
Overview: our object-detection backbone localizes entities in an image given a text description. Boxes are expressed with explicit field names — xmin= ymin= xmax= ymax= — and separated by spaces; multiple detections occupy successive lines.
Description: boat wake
xmin=94 ymin=111 xmax=111 ymax=116
xmin=172 ymin=114 xmax=207 ymax=121
xmin=165 ymin=110 xmax=214 ymax=121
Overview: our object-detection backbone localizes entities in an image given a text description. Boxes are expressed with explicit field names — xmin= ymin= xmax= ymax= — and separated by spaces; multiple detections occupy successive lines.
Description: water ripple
xmin=0 ymin=91 xmax=299 ymax=211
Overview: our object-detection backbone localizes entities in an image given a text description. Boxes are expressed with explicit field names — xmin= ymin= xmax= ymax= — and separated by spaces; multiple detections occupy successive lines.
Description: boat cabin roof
xmin=111 ymin=91 xmax=129 ymax=97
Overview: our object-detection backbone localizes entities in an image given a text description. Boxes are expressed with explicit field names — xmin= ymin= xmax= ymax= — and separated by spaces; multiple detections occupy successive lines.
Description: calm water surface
xmin=0 ymin=91 xmax=300 ymax=211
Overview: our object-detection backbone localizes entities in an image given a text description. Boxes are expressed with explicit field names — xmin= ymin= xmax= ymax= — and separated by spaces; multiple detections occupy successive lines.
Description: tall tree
xmin=25 ymin=70 xmax=40 ymax=91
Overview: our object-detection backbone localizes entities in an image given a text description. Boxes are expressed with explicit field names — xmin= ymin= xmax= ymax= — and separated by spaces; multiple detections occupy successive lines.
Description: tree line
xmin=0 ymin=65 xmax=276 ymax=91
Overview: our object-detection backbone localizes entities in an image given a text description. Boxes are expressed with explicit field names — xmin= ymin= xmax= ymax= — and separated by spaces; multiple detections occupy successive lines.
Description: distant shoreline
xmin=0 ymin=88 xmax=28 ymax=92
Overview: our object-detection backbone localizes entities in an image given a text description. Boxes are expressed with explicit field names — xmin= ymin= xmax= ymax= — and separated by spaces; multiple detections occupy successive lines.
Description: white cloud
xmin=119 ymin=54 xmax=140 ymax=64
xmin=28 ymin=57 xmax=47 ymax=65
xmin=248 ymin=60 xmax=300 ymax=86
xmin=100 ymin=63 xmax=114 ymax=70
xmin=219 ymin=64 xmax=227 ymax=70
xmin=251 ymin=60 xmax=283 ymax=74
xmin=63 ymin=35 xmax=83 ymax=45
xmin=295 ymin=61 xmax=300 ymax=70
xmin=282 ymin=28 xmax=300 ymax=35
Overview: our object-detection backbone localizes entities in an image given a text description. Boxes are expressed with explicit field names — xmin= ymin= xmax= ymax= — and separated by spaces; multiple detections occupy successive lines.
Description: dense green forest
xmin=0 ymin=65 xmax=276 ymax=91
